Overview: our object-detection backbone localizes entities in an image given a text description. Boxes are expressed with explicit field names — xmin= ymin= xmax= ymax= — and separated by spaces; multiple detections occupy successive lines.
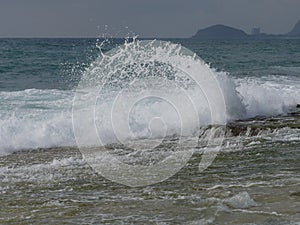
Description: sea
xmin=0 ymin=38 xmax=299 ymax=224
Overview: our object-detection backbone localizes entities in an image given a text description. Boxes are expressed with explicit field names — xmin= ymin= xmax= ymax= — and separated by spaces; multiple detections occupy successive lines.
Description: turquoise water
xmin=0 ymin=38 xmax=299 ymax=224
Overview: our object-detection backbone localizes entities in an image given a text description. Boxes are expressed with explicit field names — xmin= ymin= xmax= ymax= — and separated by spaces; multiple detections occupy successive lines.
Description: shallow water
xmin=0 ymin=113 xmax=299 ymax=224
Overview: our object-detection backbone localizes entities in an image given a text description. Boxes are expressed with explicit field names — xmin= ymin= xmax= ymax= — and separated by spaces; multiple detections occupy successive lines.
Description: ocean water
xmin=0 ymin=38 xmax=299 ymax=224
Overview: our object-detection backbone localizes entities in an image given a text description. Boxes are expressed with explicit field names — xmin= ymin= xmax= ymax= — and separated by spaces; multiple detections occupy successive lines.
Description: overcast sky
xmin=0 ymin=0 xmax=300 ymax=38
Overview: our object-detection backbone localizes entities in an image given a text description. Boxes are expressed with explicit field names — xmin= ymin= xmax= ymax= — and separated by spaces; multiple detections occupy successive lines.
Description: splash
xmin=73 ymin=39 xmax=227 ymax=146
xmin=72 ymin=39 xmax=227 ymax=186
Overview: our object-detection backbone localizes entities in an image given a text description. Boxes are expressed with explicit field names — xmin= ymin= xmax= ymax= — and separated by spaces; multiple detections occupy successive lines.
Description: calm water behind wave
xmin=1 ymin=38 xmax=300 ymax=91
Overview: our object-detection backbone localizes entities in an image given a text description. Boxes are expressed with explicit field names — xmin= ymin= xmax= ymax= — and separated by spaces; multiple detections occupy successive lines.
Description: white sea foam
xmin=0 ymin=89 xmax=75 ymax=155
xmin=235 ymin=75 xmax=300 ymax=117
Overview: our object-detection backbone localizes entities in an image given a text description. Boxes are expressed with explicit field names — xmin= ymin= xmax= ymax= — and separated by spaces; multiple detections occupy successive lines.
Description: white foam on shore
xmin=0 ymin=157 xmax=85 ymax=183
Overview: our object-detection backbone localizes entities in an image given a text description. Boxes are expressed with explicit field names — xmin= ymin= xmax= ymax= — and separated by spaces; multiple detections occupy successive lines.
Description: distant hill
xmin=192 ymin=24 xmax=248 ymax=39
xmin=192 ymin=20 xmax=300 ymax=39
xmin=287 ymin=20 xmax=300 ymax=36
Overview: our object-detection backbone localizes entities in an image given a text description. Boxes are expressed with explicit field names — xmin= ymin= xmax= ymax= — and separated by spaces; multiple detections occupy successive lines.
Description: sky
xmin=0 ymin=0 xmax=300 ymax=38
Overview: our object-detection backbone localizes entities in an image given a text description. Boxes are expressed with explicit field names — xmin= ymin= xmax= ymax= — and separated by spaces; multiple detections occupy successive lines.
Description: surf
xmin=0 ymin=39 xmax=299 ymax=155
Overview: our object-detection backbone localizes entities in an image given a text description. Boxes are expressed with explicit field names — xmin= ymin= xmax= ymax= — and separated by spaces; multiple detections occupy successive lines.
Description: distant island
xmin=192 ymin=20 xmax=300 ymax=39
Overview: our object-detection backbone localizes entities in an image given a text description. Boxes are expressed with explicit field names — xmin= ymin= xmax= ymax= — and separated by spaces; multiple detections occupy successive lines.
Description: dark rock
xmin=290 ymin=192 xmax=300 ymax=197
